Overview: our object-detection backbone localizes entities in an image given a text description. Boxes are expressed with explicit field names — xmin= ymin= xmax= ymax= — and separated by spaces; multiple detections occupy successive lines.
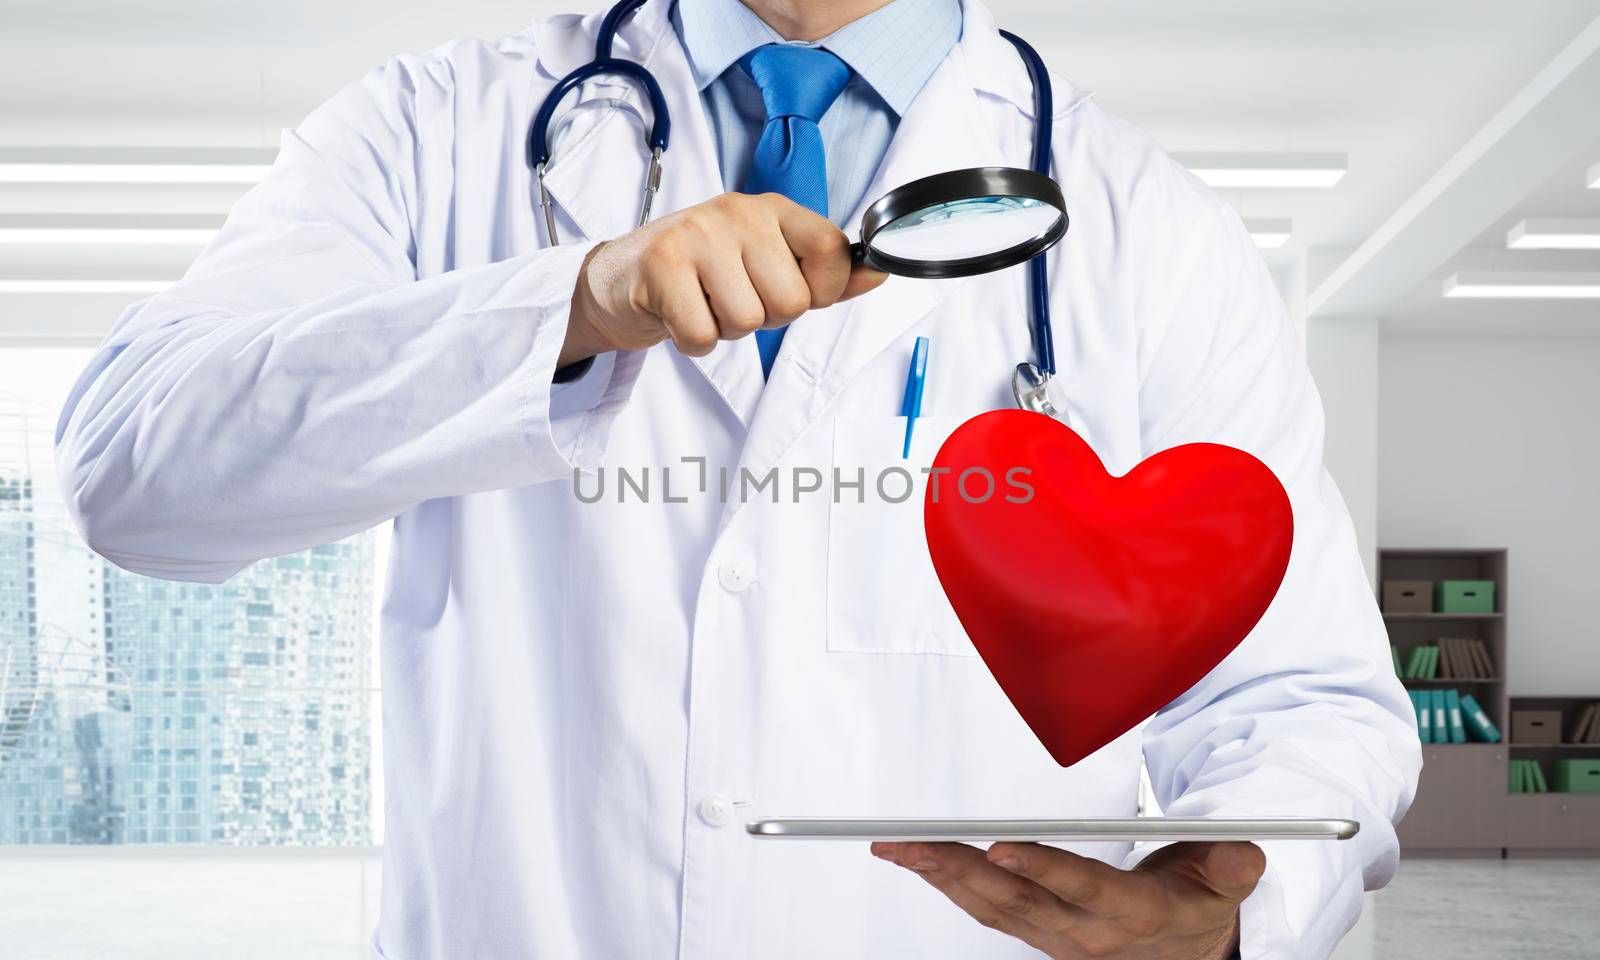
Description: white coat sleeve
xmin=1117 ymin=162 xmax=1422 ymax=958
xmin=53 ymin=54 xmax=641 ymax=584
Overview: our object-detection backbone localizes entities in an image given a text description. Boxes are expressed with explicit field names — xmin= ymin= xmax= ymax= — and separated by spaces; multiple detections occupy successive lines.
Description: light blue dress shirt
xmin=672 ymin=0 xmax=964 ymax=226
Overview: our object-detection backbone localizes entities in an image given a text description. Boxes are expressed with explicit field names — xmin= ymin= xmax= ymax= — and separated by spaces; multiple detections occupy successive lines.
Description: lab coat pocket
xmin=826 ymin=415 xmax=977 ymax=657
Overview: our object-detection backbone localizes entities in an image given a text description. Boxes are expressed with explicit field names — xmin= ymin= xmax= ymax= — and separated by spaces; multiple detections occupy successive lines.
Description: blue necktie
xmin=738 ymin=44 xmax=852 ymax=377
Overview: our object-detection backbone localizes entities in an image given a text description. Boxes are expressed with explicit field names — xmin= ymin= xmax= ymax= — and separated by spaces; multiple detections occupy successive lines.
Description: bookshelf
xmin=1382 ymin=548 xmax=1509 ymax=854
xmin=1505 ymin=695 xmax=1600 ymax=851
xmin=1383 ymin=612 xmax=1502 ymax=621
xmin=1383 ymin=549 xmax=1600 ymax=854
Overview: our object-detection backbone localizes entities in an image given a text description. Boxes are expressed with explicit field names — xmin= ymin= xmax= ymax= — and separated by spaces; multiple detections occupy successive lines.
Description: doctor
xmin=55 ymin=0 xmax=1421 ymax=957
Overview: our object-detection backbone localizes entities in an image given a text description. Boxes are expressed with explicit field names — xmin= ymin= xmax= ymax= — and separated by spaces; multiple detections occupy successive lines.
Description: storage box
xmin=1382 ymin=580 xmax=1434 ymax=613
xmin=1511 ymin=710 xmax=1563 ymax=744
xmin=1436 ymin=579 xmax=1495 ymax=613
xmin=1552 ymin=759 xmax=1600 ymax=793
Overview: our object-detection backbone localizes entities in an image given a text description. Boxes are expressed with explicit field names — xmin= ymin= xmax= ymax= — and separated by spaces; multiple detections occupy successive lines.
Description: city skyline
xmin=0 ymin=369 xmax=379 ymax=846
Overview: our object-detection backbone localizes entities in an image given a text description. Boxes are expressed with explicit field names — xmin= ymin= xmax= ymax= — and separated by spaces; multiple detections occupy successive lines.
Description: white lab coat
xmin=54 ymin=1 xmax=1421 ymax=957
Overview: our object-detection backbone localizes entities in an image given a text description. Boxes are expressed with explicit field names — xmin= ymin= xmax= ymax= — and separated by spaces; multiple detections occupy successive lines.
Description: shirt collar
xmin=673 ymin=0 xmax=963 ymax=116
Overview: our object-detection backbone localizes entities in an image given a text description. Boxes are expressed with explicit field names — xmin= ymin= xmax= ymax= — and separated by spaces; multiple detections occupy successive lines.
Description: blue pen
xmin=900 ymin=336 xmax=930 ymax=459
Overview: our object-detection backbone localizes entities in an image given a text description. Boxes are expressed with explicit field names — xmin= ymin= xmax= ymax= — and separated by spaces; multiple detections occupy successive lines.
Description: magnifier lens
xmin=870 ymin=196 xmax=1060 ymax=262
xmin=855 ymin=167 xmax=1068 ymax=279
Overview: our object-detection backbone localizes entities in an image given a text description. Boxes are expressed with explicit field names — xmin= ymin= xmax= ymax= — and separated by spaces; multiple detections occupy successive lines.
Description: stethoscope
xmin=527 ymin=0 xmax=1065 ymax=415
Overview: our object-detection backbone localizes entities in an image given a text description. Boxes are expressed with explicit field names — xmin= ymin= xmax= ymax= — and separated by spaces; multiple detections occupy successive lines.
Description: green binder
xmin=1413 ymin=691 xmax=1432 ymax=743
xmin=1445 ymin=689 xmax=1467 ymax=744
xmin=1403 ymin=646 xmax=1426 ymax=679
xmin=1422 ymin=645 xmax=1440 ymax=679
xmin=1529 ymin=760 xmax=1549 ymax=793
xmin=1459 ymin=694 xmax=1502 ymax=743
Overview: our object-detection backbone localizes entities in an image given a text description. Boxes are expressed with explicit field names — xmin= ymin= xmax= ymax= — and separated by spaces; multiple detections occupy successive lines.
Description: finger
xmin=875 ymin=843 xmax=1058 ymax=951
xmin=839 ymin=264 xmax=889 ymax=302
xmin=742 ymin=234 xmax=814 ymax=330
xmin=988 ymin=842 xmax=1152 ymax=915
xmin=1140 ymin=841 xmax=1265 ymax=905
xmin=1199 ymin=842 xmax=1266 ymax=903
xmin=649 ymin=268 xmax=719 ymax=357
xmin=938 ymin=847 xmax=1084 ymax=934
xmin=696 ymin=250 xmax=767 ymax=340
xmin=766 ymin=195 xmax=854 ymax=307
xmin=876 ymin=842 xmax=1081 ymax=932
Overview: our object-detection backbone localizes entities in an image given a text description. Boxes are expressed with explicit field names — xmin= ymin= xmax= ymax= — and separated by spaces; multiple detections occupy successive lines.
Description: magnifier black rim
xmin=858 ymin=166 xmax=1068 ymax=279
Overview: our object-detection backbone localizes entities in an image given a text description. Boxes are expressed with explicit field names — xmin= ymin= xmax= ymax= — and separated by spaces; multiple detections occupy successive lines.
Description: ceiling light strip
xmin=1175 ymin=152 xmax=1347 ymax=189
xmin=0 ymin=228 xmax=218 ymax=245
xmin=1442 ymin=272 xmax=1600 ymax=299
xmin=1507 ymin=218 xmax=1600 ymax=250
xmin=0 ymin=280 xmax=176 ymax=294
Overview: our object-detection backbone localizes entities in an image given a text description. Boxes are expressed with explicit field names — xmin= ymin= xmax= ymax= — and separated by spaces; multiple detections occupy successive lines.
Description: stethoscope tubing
xmin=528 ymin=0 xmax=1057 ymax=380
xmin=998 ymin=29 xmax=1056 ymax=377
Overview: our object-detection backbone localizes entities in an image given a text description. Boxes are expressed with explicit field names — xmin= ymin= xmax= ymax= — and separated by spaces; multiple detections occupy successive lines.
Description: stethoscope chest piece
xmin=1011 ymin=362 xmax=1059 ymax=418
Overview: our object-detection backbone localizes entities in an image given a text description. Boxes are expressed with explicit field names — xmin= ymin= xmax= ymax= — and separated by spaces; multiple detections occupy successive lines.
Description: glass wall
xmin=0 ymin=349 xmax=380 ymax=846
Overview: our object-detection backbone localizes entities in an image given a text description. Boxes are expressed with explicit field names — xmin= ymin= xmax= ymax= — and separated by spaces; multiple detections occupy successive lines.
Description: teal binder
xmin=1431 ymin=689 xmax=1448 ymax=741
xmin=1445 ymin=689 xmax=1467 ymax=743
xmin=1459 ymin=694 xmax=1502 ymax=743
xmin=1414 ymin=691 xmax=1432 ymax=743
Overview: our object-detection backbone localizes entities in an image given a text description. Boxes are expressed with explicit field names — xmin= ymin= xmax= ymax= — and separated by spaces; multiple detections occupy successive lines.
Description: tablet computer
xmin=746 ymin=817 xmax=1359 ymax=842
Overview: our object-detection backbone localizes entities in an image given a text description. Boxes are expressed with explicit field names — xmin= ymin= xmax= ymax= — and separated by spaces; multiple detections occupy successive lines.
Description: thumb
xmin=1195 ymin=841 xmax=1267 ymax=903
xmin=839 ymin=265 xmax=889 ymax=302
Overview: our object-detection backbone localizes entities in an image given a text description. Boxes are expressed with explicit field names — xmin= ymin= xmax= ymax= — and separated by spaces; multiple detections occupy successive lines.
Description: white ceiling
xmin=2 ymin=0 xmax=1599 ymax=337
xmin=1385 ymin=153 xmax=1600 ymax=336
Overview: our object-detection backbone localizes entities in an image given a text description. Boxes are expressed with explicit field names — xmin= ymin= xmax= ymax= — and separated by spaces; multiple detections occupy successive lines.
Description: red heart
xmin=924 ymin=410 xmax=1294 ymax=767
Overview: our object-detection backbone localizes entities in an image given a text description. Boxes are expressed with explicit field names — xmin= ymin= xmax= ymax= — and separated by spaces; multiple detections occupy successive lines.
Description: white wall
xmin=1307 ymin=317 xmax=1380 ymax=584
xmin=1378 ymin=336 xmax=1600 ymax=694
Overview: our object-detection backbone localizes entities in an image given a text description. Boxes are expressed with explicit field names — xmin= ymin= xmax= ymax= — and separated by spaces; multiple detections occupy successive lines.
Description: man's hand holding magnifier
xmin=559 ymin=192 xmax=886 ymax=367
xmin=871 ymin=839 xmax=1265 ymax=959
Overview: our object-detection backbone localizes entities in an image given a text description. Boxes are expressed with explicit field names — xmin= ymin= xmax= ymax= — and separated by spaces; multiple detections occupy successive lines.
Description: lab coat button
xmin=698 ymin=793 xmax=734 ymax=828
xmin=718 ymin=560 xmax=755 ymax=593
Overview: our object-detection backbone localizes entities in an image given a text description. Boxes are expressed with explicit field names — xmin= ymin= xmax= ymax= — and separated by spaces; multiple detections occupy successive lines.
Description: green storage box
xmin=1552 ymin=759 xmax=1600 ymax=793
xmin=1435 ymin=579 xmax=1495 ymax=613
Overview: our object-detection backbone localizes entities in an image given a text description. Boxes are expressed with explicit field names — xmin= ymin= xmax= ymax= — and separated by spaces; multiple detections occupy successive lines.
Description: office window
xmin=0 ymin=349 xmax=381 ymax=845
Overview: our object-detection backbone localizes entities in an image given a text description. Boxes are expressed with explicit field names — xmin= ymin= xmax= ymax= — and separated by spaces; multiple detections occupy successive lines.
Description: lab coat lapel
xmin=726 ymin=45 xmax=1010 ymax=513
xmin=537 ymin=1 xmax=764 ymax=428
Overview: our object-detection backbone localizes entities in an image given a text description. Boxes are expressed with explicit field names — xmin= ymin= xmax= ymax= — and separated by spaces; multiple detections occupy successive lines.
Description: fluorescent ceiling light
xmin=1176 ymin=152 xmax=1347 ymax=189
xmin=0 ymin=164 xmax=268 ymax=184
xmin=0 ymin=148 xmax=274 ymax=185
xmin=1245 ymin=218 xmax=1293 ymax=248
xmin=0 ymin=229 xmax=216 ymax=245
xmin=0 ymin=280 xmax=174 ymax=294
xmin=1442 ymin=272 xmax=1600 ymax=299
xmin=1506 ymin=218 xmax=1600 ymax=250
xmin=0 ymin=215 xmax=221 ymax=246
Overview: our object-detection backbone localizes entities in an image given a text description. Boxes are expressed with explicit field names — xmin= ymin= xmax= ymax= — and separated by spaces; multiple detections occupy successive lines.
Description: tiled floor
xmin=2 ymin=851 xmax=1596 ymax=958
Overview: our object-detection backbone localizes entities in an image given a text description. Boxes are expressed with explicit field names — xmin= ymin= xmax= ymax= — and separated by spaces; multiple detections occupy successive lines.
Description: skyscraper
xmin=99 ymin=540 xmax=375 ymax=844
xmin=0 ymin=397 xmax=60 ymax=843
xmin=0 ymin=469 xmax=37 ymax=754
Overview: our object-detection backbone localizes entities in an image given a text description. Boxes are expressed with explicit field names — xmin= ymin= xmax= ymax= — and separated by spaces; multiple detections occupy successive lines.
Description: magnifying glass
xmin=851 ymin=166 xmax=1068 ymax=278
